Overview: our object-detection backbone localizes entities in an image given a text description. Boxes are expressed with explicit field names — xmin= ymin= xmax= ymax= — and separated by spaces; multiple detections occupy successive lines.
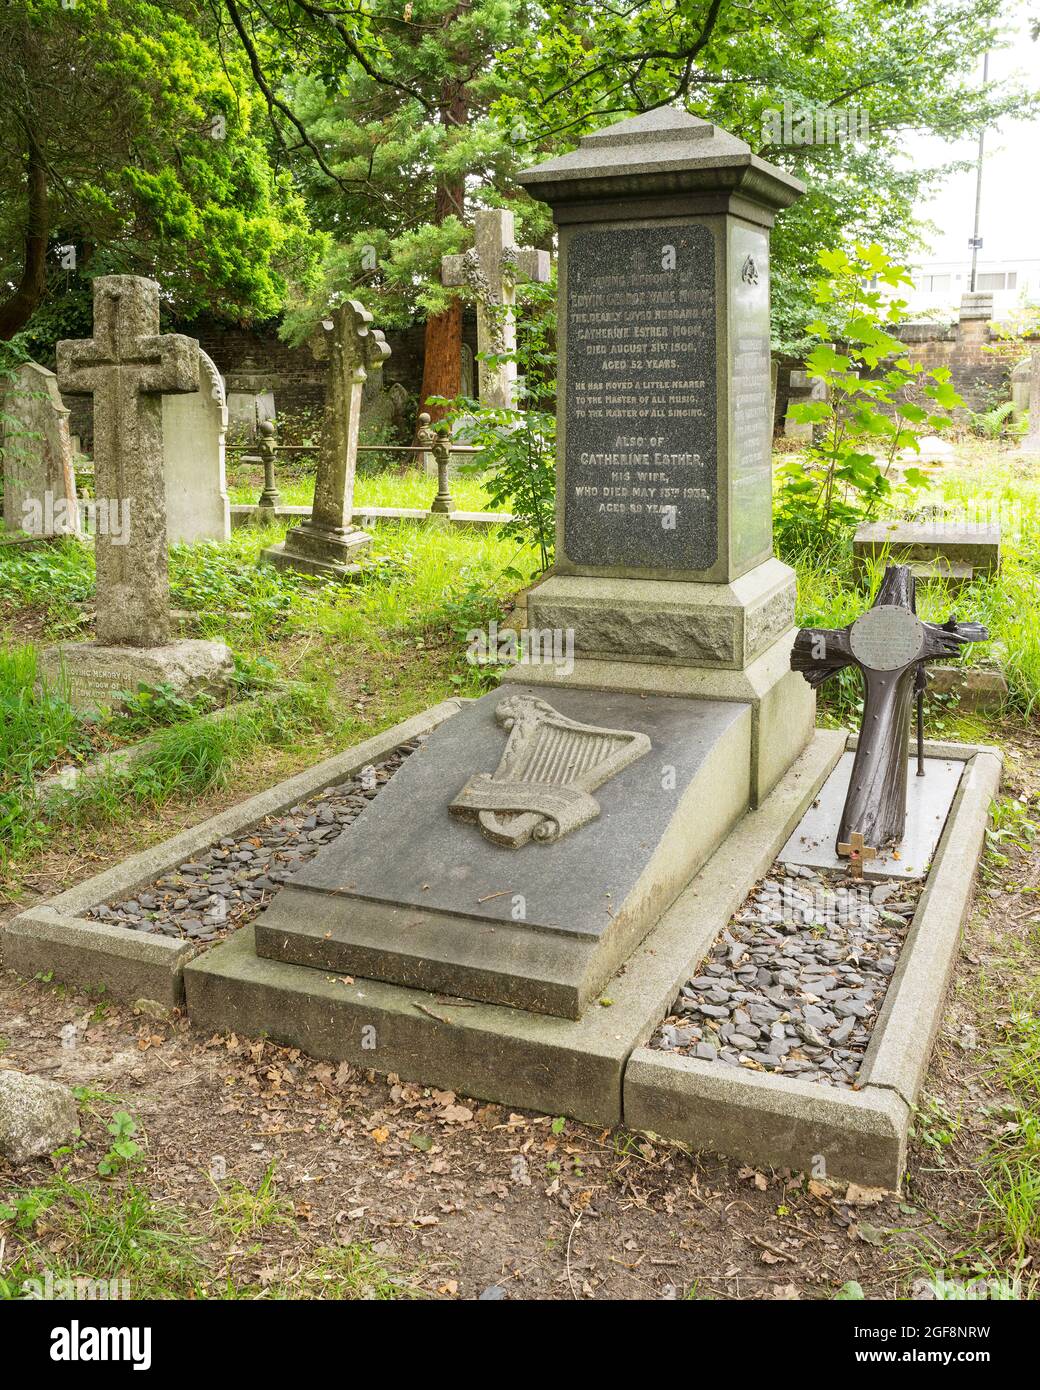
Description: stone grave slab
xmin=38 ymin=639 xmax=235 ymax=716
xmin=255 ymin=685 xmax=752 ymax=1017
xmin=778 ymin=751 xmax=963 ymax=879
xmin=854 ymin=520 xmax=1000 ymax=578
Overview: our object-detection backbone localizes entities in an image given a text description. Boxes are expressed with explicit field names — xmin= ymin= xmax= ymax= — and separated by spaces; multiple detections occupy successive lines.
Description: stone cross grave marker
xmin=56 ymin=275 xmax=199 ymax=646
xmin=1 ymin=361 xmax=80 ymax=538
xmin=441 ymin=208 xmax=550 ymax=410
xmin=792 ymin=564 xmax=987 ymax=856
xmin=264 ymin=299 xmax=389 ymax=579
xmin=45 ymin=276 xmax=233 ymax=712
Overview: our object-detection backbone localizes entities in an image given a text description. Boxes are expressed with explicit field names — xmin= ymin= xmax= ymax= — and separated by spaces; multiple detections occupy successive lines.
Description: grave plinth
xmin=515 ymin=108 xmax=814 ymax=802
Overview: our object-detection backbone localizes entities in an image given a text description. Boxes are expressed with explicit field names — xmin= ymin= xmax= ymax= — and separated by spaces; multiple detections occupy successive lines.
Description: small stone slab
xmin=37 ymin=638 xmax=234 ymax=714
xmin=853 ymin=521 xmax=1000 ymax=574
xmin=255 ymin=686 xmax=752 ymax=1017
xmin=778 ymin=752 xmax=963 ymax=879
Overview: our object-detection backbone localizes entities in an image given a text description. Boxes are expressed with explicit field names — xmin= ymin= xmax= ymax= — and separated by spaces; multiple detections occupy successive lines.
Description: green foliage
xmin=775 ymin=243 xmax=962 ymax=556
xmin=231 ymin=0 xmax=554 ymax=341
xmin=494 ymin=0 xmax=1032 ymax=349
xmin=966 ymin=401 xmax=1020 ymax=440
xmin=1 ymin=0 xmax=325 ymax=345
xmin=436 ymin=276 xmax=557 ymax=572
xmin=97 ymin=1112 xmax=144 ymax=1177
xmin=107 ymin=683 xmax=217 ymax=736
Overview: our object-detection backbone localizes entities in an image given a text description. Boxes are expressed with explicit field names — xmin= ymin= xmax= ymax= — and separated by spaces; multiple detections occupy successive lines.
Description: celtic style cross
xmin=441 ymin=208 xmax=550 ymax=409
xmin=792 ymin=565 xmax=988 ymax=858
xmin=57 ymin=276 xmax=199 ymax=647
xmin=310 ymin=299 xmax=390 ymax=536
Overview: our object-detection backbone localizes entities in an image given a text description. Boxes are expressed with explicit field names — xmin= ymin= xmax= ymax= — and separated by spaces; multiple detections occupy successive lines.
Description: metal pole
xmin=969 ymin=51 xmax=989 ymax=293
xmin=915 ymin=662 xmax=926 ymax=777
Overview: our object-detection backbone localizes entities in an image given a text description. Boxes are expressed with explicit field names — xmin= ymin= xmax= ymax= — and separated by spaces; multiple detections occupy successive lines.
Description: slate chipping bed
xmin=649 ymin=864 xmax=924 ymax=1088
xmin=84 ymin=738 xmax=424 ymax=946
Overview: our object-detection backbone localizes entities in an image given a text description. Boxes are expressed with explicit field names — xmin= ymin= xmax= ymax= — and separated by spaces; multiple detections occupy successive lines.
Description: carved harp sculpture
xmin=449 ymin=694 xmax=651 ymax=848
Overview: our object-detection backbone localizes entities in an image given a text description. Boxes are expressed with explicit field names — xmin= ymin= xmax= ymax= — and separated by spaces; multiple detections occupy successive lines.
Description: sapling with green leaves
xmin=775 ymin=244 xmax=964 ymax=556
xmin=432 ymin=274 xmax=557 ymax=576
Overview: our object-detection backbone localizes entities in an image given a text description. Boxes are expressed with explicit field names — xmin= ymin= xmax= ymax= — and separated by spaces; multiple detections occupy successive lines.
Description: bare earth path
xmin=1 ymin=720 xmax=1037 ymax=1300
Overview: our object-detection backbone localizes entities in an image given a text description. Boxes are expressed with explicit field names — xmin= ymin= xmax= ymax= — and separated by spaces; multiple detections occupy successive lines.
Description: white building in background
xmin=904 ymin=257 xmax=1040 ymax=319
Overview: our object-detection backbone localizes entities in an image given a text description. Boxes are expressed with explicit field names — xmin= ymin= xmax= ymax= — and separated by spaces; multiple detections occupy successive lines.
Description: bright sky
xmin=903 ymin=2 xmax=1040 ymax=265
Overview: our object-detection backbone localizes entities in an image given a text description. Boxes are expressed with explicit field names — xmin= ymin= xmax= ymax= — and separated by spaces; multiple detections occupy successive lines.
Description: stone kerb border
xmin=2 ymin=700 xmax=465 ymax=1007
xmin=624 ymin=740 xmax=1002 ymax=1188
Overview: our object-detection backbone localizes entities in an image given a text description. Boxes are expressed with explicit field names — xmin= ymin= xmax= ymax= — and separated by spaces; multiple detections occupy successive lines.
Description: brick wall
xmin=773 ymin=320 xmax=1036 ymax=427
xmin=66 ymin=314 xmax=478 ymax=452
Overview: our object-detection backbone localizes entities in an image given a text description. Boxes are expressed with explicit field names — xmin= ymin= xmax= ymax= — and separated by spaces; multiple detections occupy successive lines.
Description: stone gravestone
xmin=247 ymin=110 xmax=810 ymax=1023
xmin=1022 ymin=347 xmax=1040 ymax=456
xmin=39 ymin=275 xmax=233 ymax=711
xmin=162 ymin=348 xmax=231 ymax=543
xmin=459 ymin=342 xmax=476 ymax=400
xmin=263 ymin=300 xmax=389 ymax=579
xmin=1010 ymin=354 xmax=1032 ymax=421
xmin=0 ymin=361 xmax=80 ymax=538
xmin=783 ymin=367 xmax=827 ymax=441
xmin=441 ymin=208 xmax=550 ymax=410
xmin=225 ymin=367 xmax=276 ymax=442
xmin=515 ymin=106 xmax=814 ymax=804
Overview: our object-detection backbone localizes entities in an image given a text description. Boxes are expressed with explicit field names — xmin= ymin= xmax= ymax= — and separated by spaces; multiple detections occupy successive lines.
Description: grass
xmin=227 ymin=459 xmax=498 ymax=513
xmin=981 ymin=994 xmax=1040 ymax=1261
xmin=0 ymin=1173 xmax=202 ymax=1299
xmin=0 ymin=1088 xmax=425 ymax=1300
xmin=1 ymin=1163 xmax=423 ymax=1300
xmin=211 ymin=1161 xmax=296 ymax=1238
xmin=0 ymin=471 xmax=532 ymax=883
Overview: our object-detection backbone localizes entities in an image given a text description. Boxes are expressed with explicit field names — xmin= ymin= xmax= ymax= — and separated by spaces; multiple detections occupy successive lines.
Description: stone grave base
xmin=505 ymin=638 xmax=814 ymax=807
xmin=779 ymin=752 xmax=965 ymax=879
xmin=261 ymin=521 xmax=372 ymax=580
xmin=38 ymin=638 xmax=234 ymax=715
xmin=4 ymin=702 xmax=1000 ymax=1188
xmin=514 ymin=559 xmax=816 ymax=805
xmin=185 ymin=727 xmax=845 ymax=1125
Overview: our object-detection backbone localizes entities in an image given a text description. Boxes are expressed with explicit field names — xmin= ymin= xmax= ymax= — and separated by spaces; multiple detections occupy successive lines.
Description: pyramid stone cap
xmin=519 ymin=107 xmax=804 ymax=213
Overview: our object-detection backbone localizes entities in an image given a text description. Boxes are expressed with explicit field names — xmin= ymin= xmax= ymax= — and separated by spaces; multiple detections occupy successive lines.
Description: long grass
xmin=226 ymin=462 xmax=499 ymax=512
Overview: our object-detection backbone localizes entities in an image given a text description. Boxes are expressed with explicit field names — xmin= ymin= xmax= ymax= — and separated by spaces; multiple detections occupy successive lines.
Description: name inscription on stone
xmin=565 ymin=225 xmax=717 ymax=571
xmin=848 ymin=606 xmax=925 ymax=671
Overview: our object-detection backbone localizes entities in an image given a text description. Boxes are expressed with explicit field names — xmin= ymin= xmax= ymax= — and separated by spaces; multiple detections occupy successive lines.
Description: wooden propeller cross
xmin=792 ymin=565 xmax=988 ymax=869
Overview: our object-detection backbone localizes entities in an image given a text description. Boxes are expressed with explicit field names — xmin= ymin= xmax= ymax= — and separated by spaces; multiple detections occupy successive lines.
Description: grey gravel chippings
xmin=649 ymin=863 xmax=922 ymax=1088
xmin=86 ymin=739 xmax=423 ymax=945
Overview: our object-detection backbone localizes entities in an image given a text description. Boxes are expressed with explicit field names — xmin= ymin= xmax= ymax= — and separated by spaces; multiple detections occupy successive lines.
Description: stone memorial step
xmin=853 ymin=520 xmax=1000 ymax=582
xmin=779 ymin=751 xmax=964 ymax=880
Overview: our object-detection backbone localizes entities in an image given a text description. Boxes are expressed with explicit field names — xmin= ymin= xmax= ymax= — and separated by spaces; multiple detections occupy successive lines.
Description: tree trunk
xmin=419 ymin=302 xmax=463 ymax=426
xmin=0 ymin=131 xmax=49 ymax=340
xmin=417 ymin=74 xmax=468 ymax=428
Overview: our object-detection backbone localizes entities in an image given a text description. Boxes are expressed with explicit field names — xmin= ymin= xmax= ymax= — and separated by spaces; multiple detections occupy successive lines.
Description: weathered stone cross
xmin=265 ymin=299 xmax=390 ymax=579
xmin=57 ymin=276 xmax=199 ymax=647
xmin=441 ymin=208 xmax=550 ymax=410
